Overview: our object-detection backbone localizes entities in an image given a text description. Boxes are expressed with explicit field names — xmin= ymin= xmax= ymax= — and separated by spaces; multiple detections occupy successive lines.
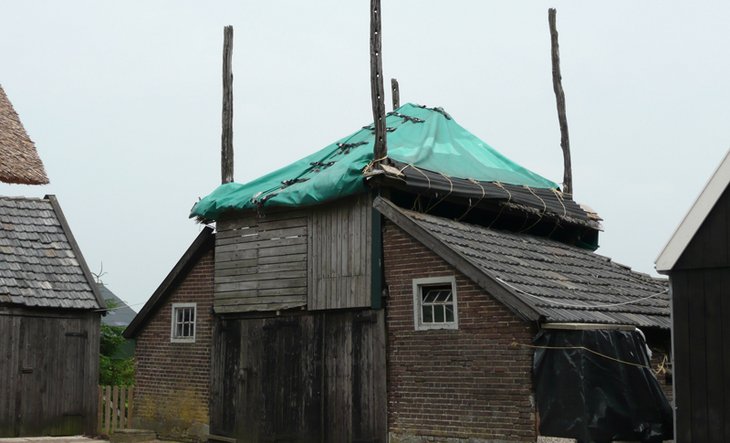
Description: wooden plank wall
xmin=214 ymin=194 xmax=373 ymax=313
xmin=308 ymin=194 xmax=372 ymax=310
xmin=670 ymin=268 xmax=730 ymax=443
xmin=215 ymin=210 xmax=308 ymax=313
xmin=209 ymin=311 xmax=386 ymax=443
xmin=0 ymin=309 xmax=99 ymax=437
xmin=670 ymin=185 xmax=730 ymax=442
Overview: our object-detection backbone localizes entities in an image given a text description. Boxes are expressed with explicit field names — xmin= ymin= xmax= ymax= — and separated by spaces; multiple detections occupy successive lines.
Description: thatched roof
xmin=0 ymin=85 xmax=49 ymax=185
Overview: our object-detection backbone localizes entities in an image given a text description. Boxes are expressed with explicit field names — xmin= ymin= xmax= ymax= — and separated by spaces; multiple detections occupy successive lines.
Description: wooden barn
xmin=173 ymin=103 xmax=671 ymax=443
xmin=656 ymin=149 xmax=730 ymax=442
xmin=0 ymin=195 xmax=105 ymax=437
xmin=0 ymin=84 xmax=104 ymax=437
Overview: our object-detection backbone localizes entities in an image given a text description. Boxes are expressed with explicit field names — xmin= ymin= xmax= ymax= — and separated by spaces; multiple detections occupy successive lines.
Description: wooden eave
xmin=46 ymin=194 xmax=106 ymax=311
xmin=123 ymin=227 xmax=214 ymax=338
xmin=373 ymin=196 xmax=543 ymax=323
xmin=656 ymin=149 xmax=730 ymax=273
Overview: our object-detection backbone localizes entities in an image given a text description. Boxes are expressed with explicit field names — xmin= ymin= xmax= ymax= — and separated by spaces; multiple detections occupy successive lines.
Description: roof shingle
xmin=379 ymin=199 xmax=669 ymax=329
xmin=0 ymin=196 xmax=100 ymax=309
xmin=0 ymin=85 xmax=49 ymax=185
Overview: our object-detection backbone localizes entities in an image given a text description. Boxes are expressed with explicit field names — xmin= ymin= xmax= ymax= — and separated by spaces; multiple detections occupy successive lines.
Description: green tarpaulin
xmin=191 ymin=103 xmax=558 ymax=220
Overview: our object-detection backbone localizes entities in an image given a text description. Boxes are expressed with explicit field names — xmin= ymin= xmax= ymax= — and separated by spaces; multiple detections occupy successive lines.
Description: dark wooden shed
xmin=656 ymin=150 xmax=730 ymax=442
xmin=0 ymin=195 xmax=105 ymax=437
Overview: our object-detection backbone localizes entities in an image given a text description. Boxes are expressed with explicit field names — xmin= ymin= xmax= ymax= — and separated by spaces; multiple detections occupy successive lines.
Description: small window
xmin=171 ymin=303 xmax=196 ymax=343
xmin=413 ymin=276 xmax=458 ymax=330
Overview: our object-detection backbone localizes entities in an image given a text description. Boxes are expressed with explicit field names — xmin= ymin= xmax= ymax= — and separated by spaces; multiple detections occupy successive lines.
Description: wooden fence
xmin=98 ymin=385 xmax=134 ymax=435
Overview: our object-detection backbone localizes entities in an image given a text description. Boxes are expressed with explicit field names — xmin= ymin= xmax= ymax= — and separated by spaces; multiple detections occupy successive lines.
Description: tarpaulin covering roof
xmin=191 ymin=103 xmax=559 ymax=220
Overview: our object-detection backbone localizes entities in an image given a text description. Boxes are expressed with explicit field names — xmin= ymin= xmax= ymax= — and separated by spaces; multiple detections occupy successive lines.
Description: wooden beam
xmin=391 ymin=78 xmax=400 ymax=110
xmin=221 ymin=25 xmax=234 ymax=184
xmin=548 ymin=8 xmax=573 ymax=196
xmin=370 ymin=0 xmax=387 ymax=163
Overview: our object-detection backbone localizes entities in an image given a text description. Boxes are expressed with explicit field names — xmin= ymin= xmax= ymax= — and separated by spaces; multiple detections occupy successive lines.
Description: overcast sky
xmin=2 ymin=1 xmax=728 ymax=311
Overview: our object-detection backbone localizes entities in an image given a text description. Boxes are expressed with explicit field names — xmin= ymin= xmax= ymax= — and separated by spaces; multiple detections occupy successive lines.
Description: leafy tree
xmin=99 ymin=324 xmax=135 ymax=386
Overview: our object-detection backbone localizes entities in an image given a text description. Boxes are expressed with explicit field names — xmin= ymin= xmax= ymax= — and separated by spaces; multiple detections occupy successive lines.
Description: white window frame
xmin=412 ymin=276 xmax=458 ymax=331
xmin=170 ymin=302 xmax=197 ymax=343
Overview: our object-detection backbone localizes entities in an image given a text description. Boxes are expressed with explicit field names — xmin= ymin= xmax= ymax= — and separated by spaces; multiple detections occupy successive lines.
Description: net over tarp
xmin=191 ymin=103 xmax=558 ymax=220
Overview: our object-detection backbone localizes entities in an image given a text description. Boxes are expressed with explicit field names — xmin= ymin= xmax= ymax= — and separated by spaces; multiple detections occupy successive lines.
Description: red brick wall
xmin=134 ymin=248 xmax=214 ymax=442
xmin=383 ymin=221 xmax=537 ymax=443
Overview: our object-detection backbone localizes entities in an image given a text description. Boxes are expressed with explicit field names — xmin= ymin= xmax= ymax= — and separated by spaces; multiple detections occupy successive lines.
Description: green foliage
xmin=99 ymin=324 xmax=135 ymax=386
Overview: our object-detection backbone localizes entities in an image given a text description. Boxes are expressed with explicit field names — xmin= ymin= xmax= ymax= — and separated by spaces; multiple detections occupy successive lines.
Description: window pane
xmin=176 ymin=308 xmax=183 ymax=323
xmin=422 ymin=305 xmax=433 ymax=323
xmin=445 ymin=306 xmax=454 ymax=322
xmin=189 ymin=309 xmax=195 ymax=323
xmin=434 ymin=305 xmax=445 ymax=322
xmin=176 ymin=323 xmax=183 ymax=338
xmin=422 ymin=291 xmax=434 ymax=303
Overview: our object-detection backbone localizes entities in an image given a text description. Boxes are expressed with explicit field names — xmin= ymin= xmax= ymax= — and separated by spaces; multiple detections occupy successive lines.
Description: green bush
xmin=100 ymin=324 xmax=135 ymax=386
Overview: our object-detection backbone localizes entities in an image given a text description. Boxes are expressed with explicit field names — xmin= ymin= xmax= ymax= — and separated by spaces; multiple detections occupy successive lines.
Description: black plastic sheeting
xmin=533 ymin=329 xmax=673 ymax=443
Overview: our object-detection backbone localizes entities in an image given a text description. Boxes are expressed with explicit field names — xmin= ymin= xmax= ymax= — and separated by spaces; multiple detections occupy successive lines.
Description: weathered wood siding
xmin=215 ymin=210 xmax=308 ymax=313
xmin=210 ymin=310 xmax=386 ymax=443
xmin=214 ymin=195 xmax=374 ymax=313
xmin=670 ymin=184 xmax=730 ymax=443
xmin=0 ymin=308 xmax=100 ymax=437
xmin=308 ymin=194 xmax=372 ymax=310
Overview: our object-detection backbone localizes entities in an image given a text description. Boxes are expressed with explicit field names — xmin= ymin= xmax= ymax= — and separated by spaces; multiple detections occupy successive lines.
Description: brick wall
xmin=383 ymin=221 xmax=537 ymax=443
xmin=134 ymin=248 xmax=214 ymax=442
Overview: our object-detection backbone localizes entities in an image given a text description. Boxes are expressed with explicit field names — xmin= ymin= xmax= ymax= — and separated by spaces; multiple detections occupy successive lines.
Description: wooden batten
xmin=548 ymin=8 xmax=573 ymax=196
xmin=391 ymin=78 xmax=400 ymax=110
xmin=221 ymin=25 xmax=234 ymax=184
xmin=370 ymin=0 xmax=387 ymax=162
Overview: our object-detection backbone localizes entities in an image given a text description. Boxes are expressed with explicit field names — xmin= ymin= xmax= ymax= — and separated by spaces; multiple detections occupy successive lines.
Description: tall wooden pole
xmin=370 ymin=0 xmax=387 ymax=162
xmin=548 ymin=8 xmax=572 ymax=196
xmin=221 ymin=25 xmax=234 ymax=184
xmin=391 ymin=78 xmax=400 ymax=110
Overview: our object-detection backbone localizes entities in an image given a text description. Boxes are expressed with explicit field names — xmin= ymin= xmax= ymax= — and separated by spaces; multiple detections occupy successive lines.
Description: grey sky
xmin=2 ymin=1 xmax=728 ymax=311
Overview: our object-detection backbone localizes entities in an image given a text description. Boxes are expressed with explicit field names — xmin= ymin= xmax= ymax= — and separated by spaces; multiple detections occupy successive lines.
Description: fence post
xmin=97 ymin=386 xmax=103 ymax=434
xmin=104 ymin=386 xmax=112 ymax=435
xmin=127 ymin=386 xmax=134 ymax=428
xmin=120 ymin=387 xmax=127 ymax=429
xmin=112 ymin=386 xmax=119 ymax=433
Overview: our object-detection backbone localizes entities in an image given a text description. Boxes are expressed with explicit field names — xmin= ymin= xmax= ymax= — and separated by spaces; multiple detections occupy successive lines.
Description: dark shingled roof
xmin=0 ymin=195 xmax=103 ymax=309
xmin=99 ymin=284 xmax=137 ymax=327
xmin=375 ymin=197 xmax=669 ymax=329
xmin=0 ymin=85 xmax=49 ymax=185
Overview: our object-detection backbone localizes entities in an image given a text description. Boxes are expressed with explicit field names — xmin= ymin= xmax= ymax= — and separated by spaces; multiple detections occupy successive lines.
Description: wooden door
xmin=210 ymin=311 xmax=386 ymax=443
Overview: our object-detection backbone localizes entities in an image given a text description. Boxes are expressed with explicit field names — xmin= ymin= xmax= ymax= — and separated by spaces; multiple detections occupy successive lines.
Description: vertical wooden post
xmin=97 ymin=386 xmax=103 ymax=433
xmin=112 ymin=385 xmax=119 ymax=432
xmin=548 ymin=8 xmax=573 ymax=196
xmin=221 ymin=25 xmax=234 ymax=184
xmin=370 ymin=0 xmax=387 ymax=162
xmin=391 ymin=78 xmax=400 ymax=110
xmin=119 ymin=386 xmax=127 ymax=429
xmin=127 ymin=386 xmax=134 ymax=428
xmin=104 ymin=386 xmax=112 ymax=434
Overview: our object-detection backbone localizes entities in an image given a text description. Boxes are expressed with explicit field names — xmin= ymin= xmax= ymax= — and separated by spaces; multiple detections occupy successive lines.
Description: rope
xmin=488 ymin=182 xmax=512 ymax=229
xmin=496 ymin=277 xmax=669 ymax=309
xmin=518 ymin=186 xmax=547 ymax=233
xmin=425 ymin=172 xmax=454 ymax=213
xmin=551 ymin=188 xmax=568 ymax=218
xmin=402 ymin=163 xmax=432 ymax=190
xmin=457 ymin=178 xmax=487 ymax=221
xmin=512 ymin=342 xmax=652 ymax=371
